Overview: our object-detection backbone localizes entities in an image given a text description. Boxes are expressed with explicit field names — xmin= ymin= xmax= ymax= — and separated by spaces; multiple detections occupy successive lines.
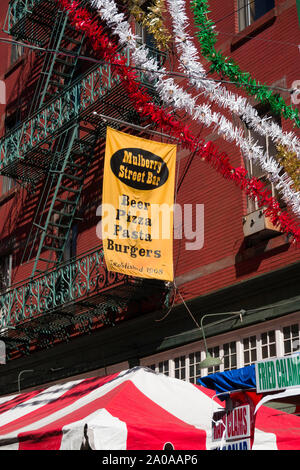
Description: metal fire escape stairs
xmin=29 ymin=10 xmax=84 ymax=112
xmin=24 ymin=128 xmax=97 ymax=277
xmin=20 ymin=8 xmax=98 ymax=278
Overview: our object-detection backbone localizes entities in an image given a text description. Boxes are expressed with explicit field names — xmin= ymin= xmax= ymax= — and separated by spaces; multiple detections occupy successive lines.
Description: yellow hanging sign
xmin=102 ymin=127 xmax=177 ymax=282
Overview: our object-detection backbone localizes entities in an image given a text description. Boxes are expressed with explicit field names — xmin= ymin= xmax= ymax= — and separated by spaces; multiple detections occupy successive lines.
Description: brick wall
xmin=0 ymin=0 xmax=299 ymax=302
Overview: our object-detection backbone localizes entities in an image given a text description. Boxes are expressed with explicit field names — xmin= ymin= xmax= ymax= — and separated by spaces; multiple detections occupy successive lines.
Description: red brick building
xmin=0 ymin=0 xmax=299 ymax=394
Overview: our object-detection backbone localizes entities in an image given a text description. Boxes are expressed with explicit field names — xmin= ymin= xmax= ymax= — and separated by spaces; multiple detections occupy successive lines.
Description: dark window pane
xmin=269 ymin=330 xmax=275 ymax=343
xmin=284 ymin=342 xmax=291 ymax=355
xmin=254 ymin=0 xmax=275 ymax=21
xmin=283 ymin=326 xmax=290 ymax=339
xmin=270 ymin=344 xmax=276 ymax=357
xmin=291 ymin=324 xmax=299 ymax=336
xmin=262 ymin=346 xmax=268 ymax=358
xmin=231 ymin=355 xmax=237 ymax=368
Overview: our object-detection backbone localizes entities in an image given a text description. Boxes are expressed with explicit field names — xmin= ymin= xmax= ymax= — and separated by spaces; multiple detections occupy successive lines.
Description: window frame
xmin=140 ymin=312 xmax=300 ymax=382
xmin=240 ymin=109 xmax=284 ymax=214
xmin=10 ymin=41 xmax=24 ymax=66
xmin=237 ymin=0 xmax=275 ymax=32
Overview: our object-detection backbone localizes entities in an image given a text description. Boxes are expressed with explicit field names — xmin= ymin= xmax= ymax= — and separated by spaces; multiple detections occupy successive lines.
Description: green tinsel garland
xmin=191 ymin=0 xmax=300 ymax=128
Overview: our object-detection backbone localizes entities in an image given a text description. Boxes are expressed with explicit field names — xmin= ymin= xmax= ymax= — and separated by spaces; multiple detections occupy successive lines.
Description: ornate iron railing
xmin=0 ymin=49 xmax=164 ymax=177
xmin=0 ymin=246 xmax=128 ymax=329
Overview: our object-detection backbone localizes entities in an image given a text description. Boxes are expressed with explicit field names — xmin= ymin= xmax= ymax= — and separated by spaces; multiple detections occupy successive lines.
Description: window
xmin=140 ymin=315 xmax=300 ymax=383
xmin=238 ymin=0 xmax=275 ymax=31
xmin=135 ymin=21 xmax=156 ymax=51
xmin=283 ymin=324 xmax=300 ymax=355
xmin=134 ymin=0 xmax=165 ymax=84
xmin=10 ymin=42 xmax=24 ymax=65
xmin=0 ymin=254 xmax=12 ymax=292
xmin=1 ymin=176 xmax=16 ymax=195
xmin=189 ymin=351 xmax=202 ymax=384
xmin=242 ymin=109 xmax=284 ymax=214
xmin=207 ymin=346 xmax=220 ymax=374
xmin=63 ymin=224 xmax=78 ymax=262
xmin=134 ymin=0 xmax=156 ymax=49
xmin=243 ymin=335 xmax=257 ymax=365
xmin=158 ymin=360 xmax=169 ymax=376
xmin=174 ymin=355 xmax=186 ymax=380
xmin=261 ymin=330 xmax=277 ymax=359
xmin=223 ymin=341 xmax=237 ymax=371
xmin=2 ymin=111 xmax=20 ymax=195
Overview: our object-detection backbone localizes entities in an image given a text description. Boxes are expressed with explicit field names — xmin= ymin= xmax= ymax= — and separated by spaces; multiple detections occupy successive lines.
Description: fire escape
xmin=0 ymin=0 xmax=170 ymax=358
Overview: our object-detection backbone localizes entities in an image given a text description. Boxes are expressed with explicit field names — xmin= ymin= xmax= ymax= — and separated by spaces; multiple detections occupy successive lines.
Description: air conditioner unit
xmin=242 ymin=208 xmax=281 ymax=239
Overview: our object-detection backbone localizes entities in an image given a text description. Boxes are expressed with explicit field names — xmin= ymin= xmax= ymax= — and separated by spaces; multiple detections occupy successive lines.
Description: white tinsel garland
xmin=90 ymin=0 xmax=300 ymax=217
xmin=166 ymin=0 xmax=300 ymax=161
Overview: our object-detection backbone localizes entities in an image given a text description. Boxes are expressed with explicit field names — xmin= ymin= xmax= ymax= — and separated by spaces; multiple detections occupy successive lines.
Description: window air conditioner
xmin=242 ymin=208 xmax=281 ymax=239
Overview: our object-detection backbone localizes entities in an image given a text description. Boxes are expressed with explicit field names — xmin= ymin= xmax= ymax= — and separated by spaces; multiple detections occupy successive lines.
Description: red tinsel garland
xmin=57 ymin=0 xmax=300 ymax=244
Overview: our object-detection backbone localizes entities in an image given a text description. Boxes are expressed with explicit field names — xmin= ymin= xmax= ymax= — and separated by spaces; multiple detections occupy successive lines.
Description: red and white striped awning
xmin=0 ymin=367 xmax=299 ymax=450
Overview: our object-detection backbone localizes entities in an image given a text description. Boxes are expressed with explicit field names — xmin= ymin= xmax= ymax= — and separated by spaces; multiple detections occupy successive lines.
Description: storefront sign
xmin=255 ymin=354 xmax=300 ymax=393
xmin=212 ymin=405 xmax=251 ymax=445
xmin=102 ymin=127 xmax=177 ymax=281
xmin=211 ymin=410 xmax=226 ymax=442
xmin=214 ymin=439 xmax=251 ymax=451
xmin=225 ymin=404 xmax=251 ymax=441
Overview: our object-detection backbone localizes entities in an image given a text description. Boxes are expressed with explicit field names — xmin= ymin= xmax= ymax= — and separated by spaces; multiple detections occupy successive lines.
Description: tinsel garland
xmin=124 ymin=0 xmax=171 ymax=50
xmin=91 ymin=0 xmax=300 ymax=217
xmin=276 ymin=145 xmax=300 ymax=192
xmin=56 ymin=0 xmax=300 ymax=243
xmin=166 ymin=0 xmax=300 ymax=159
xmin=191 ymin=0 xmax=300 ymax=128
xmin=166 ymin=0 xmax=300 ymax=215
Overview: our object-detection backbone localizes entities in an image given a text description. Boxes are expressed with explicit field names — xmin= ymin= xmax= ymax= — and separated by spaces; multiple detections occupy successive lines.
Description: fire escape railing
xmin=0 ymin=0 xmax=169 ymax=343
xmin=4 ymin=0 xmax=44 ymax=33
xmin=0 ymin=60 xmax=124 ymax=177
xmin=0 ymin=46 xmax=164 ymax=180
xmin=0 ymin=246 xmax=129 ymax=330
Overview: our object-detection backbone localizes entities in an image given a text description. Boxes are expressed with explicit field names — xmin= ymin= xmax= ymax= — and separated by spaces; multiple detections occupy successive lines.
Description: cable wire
xmin=0 ymin=37 xmax=296 ymax=94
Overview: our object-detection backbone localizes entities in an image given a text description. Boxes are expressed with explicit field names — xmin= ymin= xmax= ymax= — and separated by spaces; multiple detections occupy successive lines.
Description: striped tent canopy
xmin=0 ymin=367 xmax=299 ymax=450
